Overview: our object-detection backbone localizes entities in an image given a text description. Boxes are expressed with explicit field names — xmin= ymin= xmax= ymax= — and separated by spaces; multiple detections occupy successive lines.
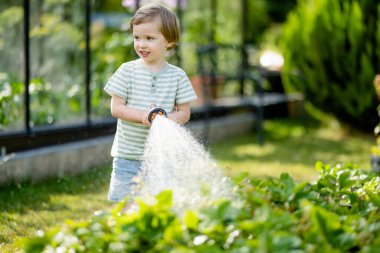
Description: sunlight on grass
xmin=220 ymin=160 xmax=319 ymax=181
xmin=213 ymin=140 xmax=320 ymax=181
xmin=209 ymin=117 xmax=373 ymax=182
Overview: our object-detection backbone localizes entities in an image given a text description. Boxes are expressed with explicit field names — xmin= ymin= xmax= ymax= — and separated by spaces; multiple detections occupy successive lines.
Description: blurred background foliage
xmin=0 ymin=0 xmax=378 ymax=133
xmin=281 ymin=0 xmax=380 ymax=131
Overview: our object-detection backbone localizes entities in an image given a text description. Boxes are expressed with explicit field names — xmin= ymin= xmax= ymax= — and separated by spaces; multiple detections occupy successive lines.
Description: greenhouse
xmin=1 ymin=0 xmax=380 ymax=252
xmin=0 ymin=0 xmax=303 ymax=182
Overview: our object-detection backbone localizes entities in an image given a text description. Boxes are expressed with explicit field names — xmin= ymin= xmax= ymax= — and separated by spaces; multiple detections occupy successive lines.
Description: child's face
xmin=133 ymin=18 xmax=173 ymax=67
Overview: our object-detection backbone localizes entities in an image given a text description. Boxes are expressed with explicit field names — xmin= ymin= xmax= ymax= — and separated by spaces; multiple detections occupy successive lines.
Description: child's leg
xmin=107 ymin=158 xmax=141 ymax=203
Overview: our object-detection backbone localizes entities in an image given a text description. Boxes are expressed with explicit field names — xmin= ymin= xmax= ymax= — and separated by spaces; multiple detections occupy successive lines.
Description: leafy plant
xmin=370 ymin=74 xmax=380 ymax=173
xmin=21 ymin=163 xmax=380 ymax=252
xmin=281 ymin=0 xmax=380 ymax=131
xmin=0 ymin=73 xmax=24 ymax=130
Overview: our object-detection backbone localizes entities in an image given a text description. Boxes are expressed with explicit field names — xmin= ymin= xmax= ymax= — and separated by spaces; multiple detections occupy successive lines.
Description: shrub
xmin=0 ymin=73 xmax=23 ymax=130
xmin=21 ymin=163 xmax=380 ymax=252
xmin=281 ymin=0 xmax=380 ymax=131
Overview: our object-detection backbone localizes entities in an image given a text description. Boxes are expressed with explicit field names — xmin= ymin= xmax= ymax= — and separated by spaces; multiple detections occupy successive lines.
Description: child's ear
xmin=166 ymin=41 xmax=175 ymax=49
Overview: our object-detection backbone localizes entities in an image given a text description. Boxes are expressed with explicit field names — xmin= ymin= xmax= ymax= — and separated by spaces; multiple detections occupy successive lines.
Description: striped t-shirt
xmin=104 ymin=59 xmax=197 ymax=160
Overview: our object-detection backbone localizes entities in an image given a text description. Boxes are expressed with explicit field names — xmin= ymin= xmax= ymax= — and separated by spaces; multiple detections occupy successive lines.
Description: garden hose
xmin=148 ymin=107 xmax=167 ymax=123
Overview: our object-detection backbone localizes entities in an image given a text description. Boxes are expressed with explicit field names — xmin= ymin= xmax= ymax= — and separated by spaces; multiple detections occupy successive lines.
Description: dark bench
xmin=191 ymin=43 xmax=303 ymax=145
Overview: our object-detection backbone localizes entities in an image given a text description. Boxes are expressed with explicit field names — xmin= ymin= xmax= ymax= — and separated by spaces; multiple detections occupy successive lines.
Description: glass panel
xmin=91 ymin=0 xmax=135 ymax=119
xmin=215 ymin=1 xmax=241 ymax=45
xmin=0 ymin=1 xmax=25 ymax=132
xmin=29 ymin=0 xmax=86 ymax=127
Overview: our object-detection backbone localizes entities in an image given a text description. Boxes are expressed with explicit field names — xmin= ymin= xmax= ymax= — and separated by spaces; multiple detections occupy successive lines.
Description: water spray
xmin=137 ymin=115 xmax=237 ymax=214
xmin=148 ymin=107 xmax=167 ymax=123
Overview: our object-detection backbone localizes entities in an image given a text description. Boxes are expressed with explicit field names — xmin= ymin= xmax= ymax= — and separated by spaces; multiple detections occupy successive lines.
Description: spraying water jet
xmin=132 ymin=115 xmax=237 ymax=214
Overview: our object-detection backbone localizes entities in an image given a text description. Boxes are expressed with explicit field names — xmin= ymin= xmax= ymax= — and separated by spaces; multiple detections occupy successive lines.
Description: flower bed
xmin=22 ymin=162 xmax=380 ymax=252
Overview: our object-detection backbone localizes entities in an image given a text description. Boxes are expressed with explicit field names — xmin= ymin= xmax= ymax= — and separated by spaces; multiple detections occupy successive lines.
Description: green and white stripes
xmin=104 ymin=59 xmax=197 ymax=160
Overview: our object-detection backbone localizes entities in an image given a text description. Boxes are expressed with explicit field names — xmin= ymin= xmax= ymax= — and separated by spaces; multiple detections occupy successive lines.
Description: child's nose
xmin=138 ymin=39 xmax=147 ymax=48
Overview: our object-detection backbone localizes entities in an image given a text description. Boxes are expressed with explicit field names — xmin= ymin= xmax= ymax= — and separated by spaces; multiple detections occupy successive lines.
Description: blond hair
xmin=130 ymin=3 xmax=180 ymax=50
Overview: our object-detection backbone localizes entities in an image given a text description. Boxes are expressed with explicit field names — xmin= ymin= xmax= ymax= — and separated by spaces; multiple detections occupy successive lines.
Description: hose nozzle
xmin=148 ymin=107 xmax=167 ymax=123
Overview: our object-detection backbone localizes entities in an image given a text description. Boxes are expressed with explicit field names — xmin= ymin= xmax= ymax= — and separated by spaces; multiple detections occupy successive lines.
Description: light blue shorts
xmin=107 ymin=158 xmax=142 ymax=202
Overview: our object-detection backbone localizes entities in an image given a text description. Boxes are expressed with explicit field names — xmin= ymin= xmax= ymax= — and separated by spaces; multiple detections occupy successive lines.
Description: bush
xmin=21 ymin=163 xmax=380 ymax=252
xmin=281 ymin=0 xmax=380 ymax=131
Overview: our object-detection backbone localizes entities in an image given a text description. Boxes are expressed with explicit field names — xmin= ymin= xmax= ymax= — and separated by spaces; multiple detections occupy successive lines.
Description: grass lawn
xmin=0 ymin=166 xmax=113 ymax=252
xmin=0 ymin=115 xmax=374 ymax=252
xmin=210 ymin=117 xmax=373 ymax=181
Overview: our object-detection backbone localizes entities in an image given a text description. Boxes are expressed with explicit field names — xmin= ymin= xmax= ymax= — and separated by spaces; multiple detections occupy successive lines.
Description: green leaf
xmin=156 ymin=190 xmax=173 ymax=208
xmin=367 ymin=193 xmax=380 ymax=209
xmin=312 ymin=205 xmax=341 ymax=240
xmin=338 ymin=171 xmax=355 ymax=189
xmin=184 ymin=210 xmax=199 ymax=230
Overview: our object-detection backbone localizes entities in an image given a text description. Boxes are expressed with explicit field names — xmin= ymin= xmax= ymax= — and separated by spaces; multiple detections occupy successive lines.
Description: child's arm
xmin=110 ymin=94 xmax=149 ymax=125
xmin=168 ymin=102 xmax=191 ymax=125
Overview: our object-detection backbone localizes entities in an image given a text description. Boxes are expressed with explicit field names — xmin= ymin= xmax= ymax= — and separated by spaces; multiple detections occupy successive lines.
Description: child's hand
xmin=168 ymin=113 xmax=178 ymax=124
xmin=141 ymin=111 xmax=151 ymax=127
